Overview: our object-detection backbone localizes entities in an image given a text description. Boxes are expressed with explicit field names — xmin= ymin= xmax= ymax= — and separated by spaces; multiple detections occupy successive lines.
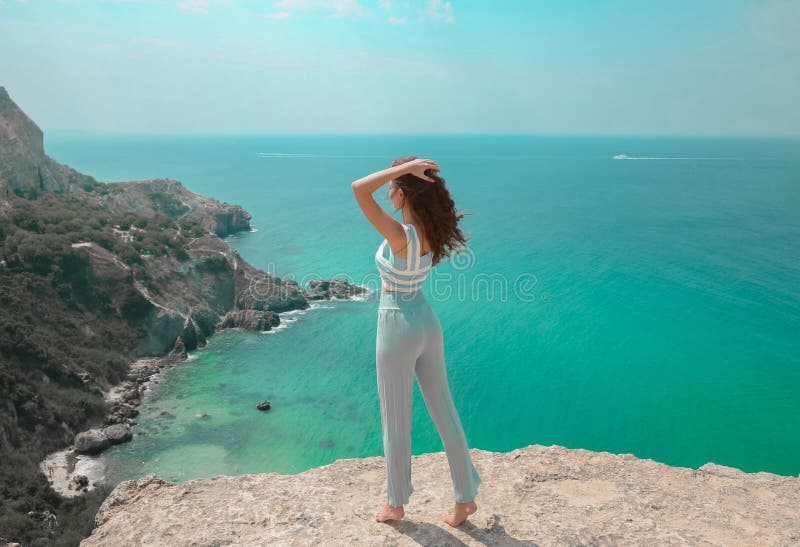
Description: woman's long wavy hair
xmin=390 ymin=155 xmax=470 ymax=267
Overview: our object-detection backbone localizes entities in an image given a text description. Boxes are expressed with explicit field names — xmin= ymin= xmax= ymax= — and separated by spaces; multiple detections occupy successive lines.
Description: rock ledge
xmin=81 ymin=444 xmax=800 ymax=546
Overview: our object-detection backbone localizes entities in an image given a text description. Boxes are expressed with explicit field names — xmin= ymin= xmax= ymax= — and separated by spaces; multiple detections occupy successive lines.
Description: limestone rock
xmin=305 ymin=277 xmax=369 ymax=300
xmin=73 ymin=429 xmax=110 ymax=455
xmin=0 ymin=86 xmax=96 ymax=195
xmin=99 ymin=178 xmax=252 ymax=237
xmin=73 ymin=424 xmax=132 ymax=455
xmin=80 ymin=444 xmax=800 ymax=546
xmin=218 ymin=309 xmax=280 ymax=331
xmin=103 ymin=424 xmax=133 ymax=445
xmin=237 ymin=276 xmax=308 ymax=313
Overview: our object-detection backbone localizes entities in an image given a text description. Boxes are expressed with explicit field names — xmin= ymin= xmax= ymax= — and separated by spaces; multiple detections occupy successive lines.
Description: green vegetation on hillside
xmin=0 ymin=189 xmax=207 ymax=545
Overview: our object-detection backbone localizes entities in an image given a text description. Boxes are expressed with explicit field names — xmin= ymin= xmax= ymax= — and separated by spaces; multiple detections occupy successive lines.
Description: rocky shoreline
xmin=39 ymin=281 xmax=372 ymax=497
xmin=1 ymin=84 xmax=384 ymax=544
xmin=38 ymin=355 xmax=180 ymax=497
xmin=3 ymin=79 xmax=379 ymax=514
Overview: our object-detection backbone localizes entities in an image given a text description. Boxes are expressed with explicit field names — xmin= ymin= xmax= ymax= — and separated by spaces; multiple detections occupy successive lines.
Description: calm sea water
xmin=45 ymin=133 xmax=800 ymax=481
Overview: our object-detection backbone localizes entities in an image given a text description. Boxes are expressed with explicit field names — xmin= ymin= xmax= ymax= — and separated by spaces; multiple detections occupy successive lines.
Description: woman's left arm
xmin=351 ymin=164 xmax=409 ymax=241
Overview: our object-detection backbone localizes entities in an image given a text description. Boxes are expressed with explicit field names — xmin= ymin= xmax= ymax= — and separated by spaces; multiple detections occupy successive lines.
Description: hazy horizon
xmin=43 ymin=129 xmax=800 ymax=138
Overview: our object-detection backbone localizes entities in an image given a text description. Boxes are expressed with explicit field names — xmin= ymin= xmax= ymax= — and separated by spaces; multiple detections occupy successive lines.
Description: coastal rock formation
xmin=305 ymin=277 xmax=369 ymax=300
xmin=0 ymin=86 xmax=251 ymax=238
xmin=218 ymin=309 xmax=281 ymax=331
xmin=63 ymin=226 xmax=305 ymax=360
xmin=97 ymin=178 xmax=252 ymax=238
xmin=0 ymin=87 xmax=96 ymax=195
xmin=73 ymin=425 xmax=132 ymax=455
xmin=0 ymin=86 xmax=371 ymax=544
xmin=80 ymin=444 xmax=800 ymax=546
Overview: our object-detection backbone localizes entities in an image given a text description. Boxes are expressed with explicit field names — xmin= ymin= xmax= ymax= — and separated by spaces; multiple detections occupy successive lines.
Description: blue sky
xmin=1 ymin=0 xmax=798 ymax=135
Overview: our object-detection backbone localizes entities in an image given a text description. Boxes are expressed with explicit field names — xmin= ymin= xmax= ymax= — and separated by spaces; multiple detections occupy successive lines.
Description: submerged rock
xmin=104 ymin=424 xmax=133 ymax=445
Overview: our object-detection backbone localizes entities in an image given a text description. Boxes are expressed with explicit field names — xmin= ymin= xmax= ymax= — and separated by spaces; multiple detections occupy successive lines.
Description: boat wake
xmin=613 ymin=153 xmax=728 ymax=160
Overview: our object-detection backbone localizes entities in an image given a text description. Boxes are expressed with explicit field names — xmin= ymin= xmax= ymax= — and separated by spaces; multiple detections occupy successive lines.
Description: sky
xmin=0 ymin=0 xmax=798 ymax=135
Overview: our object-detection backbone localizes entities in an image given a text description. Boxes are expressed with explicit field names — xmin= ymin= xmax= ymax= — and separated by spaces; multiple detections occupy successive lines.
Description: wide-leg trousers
xmin=376 ymin=288 xmax=482 ymax=507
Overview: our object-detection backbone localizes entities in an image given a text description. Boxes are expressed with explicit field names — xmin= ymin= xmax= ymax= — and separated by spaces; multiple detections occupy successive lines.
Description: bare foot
xmin=375 ymin=503 xmax=405 ymax=523
xmin=442 ymin=501 xmax=478 ymax=527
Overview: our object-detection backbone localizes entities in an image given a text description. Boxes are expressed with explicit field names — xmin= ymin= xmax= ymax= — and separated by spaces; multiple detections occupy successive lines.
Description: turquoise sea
xmin=45 ymin=133 xmax=800 ymax=482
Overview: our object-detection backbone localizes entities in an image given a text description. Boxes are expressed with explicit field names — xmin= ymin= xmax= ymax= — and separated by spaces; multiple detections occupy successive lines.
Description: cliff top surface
xmin=81 ymin=443 xmax=800 ymax=546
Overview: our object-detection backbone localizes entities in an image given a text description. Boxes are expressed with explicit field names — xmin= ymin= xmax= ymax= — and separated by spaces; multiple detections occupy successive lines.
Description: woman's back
xmin=375 ymin=223 xmax=433 ymax=293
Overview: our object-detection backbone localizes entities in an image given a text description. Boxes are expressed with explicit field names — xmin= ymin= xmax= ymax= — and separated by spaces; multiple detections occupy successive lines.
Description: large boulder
xmin=73 ymin=424 xmax=132 ymax=455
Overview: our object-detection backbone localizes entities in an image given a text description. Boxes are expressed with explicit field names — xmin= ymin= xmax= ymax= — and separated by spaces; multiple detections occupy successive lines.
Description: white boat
xmin=613 ymin=154 xmax=630 ymax=160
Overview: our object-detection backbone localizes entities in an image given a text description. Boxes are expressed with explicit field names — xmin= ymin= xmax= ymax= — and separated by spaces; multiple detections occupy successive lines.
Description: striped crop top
xmin=375 ymin=223 xmax=433 ymax=292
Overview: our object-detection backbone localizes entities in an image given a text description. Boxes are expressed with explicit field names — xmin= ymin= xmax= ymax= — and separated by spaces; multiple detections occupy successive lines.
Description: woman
xmin=351 ymin=156 xmax=483 ymax=527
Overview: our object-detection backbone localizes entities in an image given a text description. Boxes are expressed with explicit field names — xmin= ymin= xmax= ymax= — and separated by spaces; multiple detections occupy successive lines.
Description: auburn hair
xmin=390 ymin=155 xmax=470 ymax=267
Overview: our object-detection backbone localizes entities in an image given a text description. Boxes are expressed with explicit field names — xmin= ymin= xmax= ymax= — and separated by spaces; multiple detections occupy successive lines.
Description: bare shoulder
xmin=411 ymin=223 xmax=432 ymax=256
xmin=386 ymin=223 xmax=411 ymax=258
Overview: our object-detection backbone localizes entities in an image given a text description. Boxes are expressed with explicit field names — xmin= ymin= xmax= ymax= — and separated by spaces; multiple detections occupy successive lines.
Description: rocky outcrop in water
xmin=218 ymin=309 xmax=281 ymax=331
xmin=79 ymin=443 xmax=800 ymax=546
xmin=305 ymin=277 xmax=369 ymax=300
xmin=73 ymin=425 xmax=132 ymax=455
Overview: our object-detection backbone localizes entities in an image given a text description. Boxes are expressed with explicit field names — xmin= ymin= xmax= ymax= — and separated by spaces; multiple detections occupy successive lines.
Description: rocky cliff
xmin=0 ymin=87 xmax=95 ymax=195
xmin=79 ymin=443 xmax=800 ymax=546
xmin=0 ymin=86 xmax=364 ymax=546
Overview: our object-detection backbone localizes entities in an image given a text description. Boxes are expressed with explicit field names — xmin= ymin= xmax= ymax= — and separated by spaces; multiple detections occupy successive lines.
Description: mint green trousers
xmin=376 ymin=288 xmax=482 ymax=507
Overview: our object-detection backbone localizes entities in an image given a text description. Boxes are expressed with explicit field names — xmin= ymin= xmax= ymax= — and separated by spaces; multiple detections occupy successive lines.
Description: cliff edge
xmin=80 ymin=444 xmax=800 ymax=546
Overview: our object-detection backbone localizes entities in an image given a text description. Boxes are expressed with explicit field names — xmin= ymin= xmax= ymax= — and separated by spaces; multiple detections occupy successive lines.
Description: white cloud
xmin=272 ymin=0 xmax=365 ymax=18
xmin=163 ymin=0 xmax=449 ymax=24
xmin=179 ymin=0 xmax=210 ymax=14
xmin=178 ymin=0 xmax=233 ymax=15
xmin=426 ymin=0 xmax=453 ymax=24
xmin=275 ymin=0 xmax=312 ymax=9
xmin=328 ymin=0 xmax=364 ymax=18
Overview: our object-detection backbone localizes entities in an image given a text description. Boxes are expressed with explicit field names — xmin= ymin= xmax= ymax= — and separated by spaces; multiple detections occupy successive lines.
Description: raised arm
xmin=351 ymin=159 xmax=438 ymax=243
xmin=351 ymin=163 xmax=408 ymax=242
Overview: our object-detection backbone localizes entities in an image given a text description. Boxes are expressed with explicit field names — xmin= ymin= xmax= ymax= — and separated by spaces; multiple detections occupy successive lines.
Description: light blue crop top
xmin=375 ymin=223 xmax=433 ymax=292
